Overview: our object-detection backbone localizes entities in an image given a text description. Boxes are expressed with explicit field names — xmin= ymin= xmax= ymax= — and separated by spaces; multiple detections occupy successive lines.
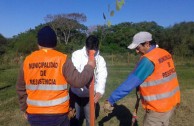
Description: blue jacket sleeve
xmin=108 ymin=57 xmax=154 ymax=105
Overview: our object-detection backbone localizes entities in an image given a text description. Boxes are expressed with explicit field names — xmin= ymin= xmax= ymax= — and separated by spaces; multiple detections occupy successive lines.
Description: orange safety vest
xmin=139 ymin=48 xmax=180 ymax=112
xmin=23 ymin=49 xmax=69 ymax=114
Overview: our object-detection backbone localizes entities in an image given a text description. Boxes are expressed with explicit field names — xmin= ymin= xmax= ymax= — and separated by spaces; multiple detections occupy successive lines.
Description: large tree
xmin=0 ymin=34 xmax=7 ymax=55
xmin=44 ymin=13 xmax=87 ymax=44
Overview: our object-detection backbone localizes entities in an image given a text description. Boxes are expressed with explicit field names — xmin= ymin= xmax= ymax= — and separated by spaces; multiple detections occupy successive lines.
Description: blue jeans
xmin=27 ymin=113 xmax=69 ymax=126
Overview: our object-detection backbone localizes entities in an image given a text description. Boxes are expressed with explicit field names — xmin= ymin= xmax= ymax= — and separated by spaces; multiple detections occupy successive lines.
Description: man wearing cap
xmin=104 ymin=31 xmax=180 ymax=126
xmin=16 ymin=26 xmax=96 ymax=126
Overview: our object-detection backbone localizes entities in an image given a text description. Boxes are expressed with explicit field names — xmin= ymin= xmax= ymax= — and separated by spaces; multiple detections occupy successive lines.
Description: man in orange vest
xmin=16 ymin=26 xmax=96 ymax=126
xmin=104 ymin=31 xmax=180 ymax=126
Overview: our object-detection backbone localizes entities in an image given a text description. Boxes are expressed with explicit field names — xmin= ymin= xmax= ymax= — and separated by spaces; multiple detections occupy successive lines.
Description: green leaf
xmin=107 ymin=20 xmax=112 ymax=27
xmin=110 ymin=10 xmax=115 ymax=17
xmin=116 ymin=0 xmax=125 ymax=11
xmin=103 ymin=13 xmax=106 ymax=20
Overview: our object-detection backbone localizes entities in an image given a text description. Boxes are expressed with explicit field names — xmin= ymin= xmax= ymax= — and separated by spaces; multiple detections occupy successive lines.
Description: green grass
xmin=0 ymin=68 xmax=18 ymax=101
xmin=0 ymin=66 xmax=29 ymax=126
xmin=0 ymin=56 xmax=194 ymax=126
xmin=176 ymin=64 xmax=194 ymax=90
xmin=102 ymin=64 xmax=137 ymax=100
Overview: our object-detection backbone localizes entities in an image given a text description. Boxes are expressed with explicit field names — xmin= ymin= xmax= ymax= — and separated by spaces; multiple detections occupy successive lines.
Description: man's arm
xmin=94 ymin=57 xmax=107 ymax=103
xmin=16 ymin=63 xmax=27 ymax=112
xmin=63 ymin=59 xmax=94 ymax=88
xmin=95 ymin=57 xmax=107 ymax=95
xmin=108 ymin=57 xmax=154 ymax=105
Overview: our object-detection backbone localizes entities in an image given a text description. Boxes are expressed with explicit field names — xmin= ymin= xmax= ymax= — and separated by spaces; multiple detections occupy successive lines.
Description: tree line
xmin=0 ymin=13 xmax=194 ymax=62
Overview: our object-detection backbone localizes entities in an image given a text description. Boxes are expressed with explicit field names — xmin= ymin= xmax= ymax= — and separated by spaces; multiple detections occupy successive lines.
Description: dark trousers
xmin=69 ymin=89 xmax=100 ymax=126
xmin=27 ymin=113 xmax=69 ymax=126
xmin=69 ymin=89 xmax=89 ymax=126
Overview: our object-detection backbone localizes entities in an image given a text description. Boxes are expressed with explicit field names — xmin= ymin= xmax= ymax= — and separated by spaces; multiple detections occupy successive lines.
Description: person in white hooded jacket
xmin=69 ymin=35 xmax=107 ymax=126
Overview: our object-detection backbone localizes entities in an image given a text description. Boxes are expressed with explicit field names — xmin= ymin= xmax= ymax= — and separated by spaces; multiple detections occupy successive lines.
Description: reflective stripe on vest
xmin=141 ymin=73 xmax=177 ymax=87
xmin=24 ymin=50 xmax=69 ymax=114
xmin=139 ymin=48 xmax=180 ymax=112
xmin=27 ymin=95 xmax=69 ymax=107
xmin=142 ymin=86 xmax=179 ymax=101
xmin=26 ymin=84 xmax=68 ymax=90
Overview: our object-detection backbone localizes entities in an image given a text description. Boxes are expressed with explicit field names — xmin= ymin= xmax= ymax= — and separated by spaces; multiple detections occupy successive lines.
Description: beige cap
xmin=128 ymin=31 xmax=152 ymax=49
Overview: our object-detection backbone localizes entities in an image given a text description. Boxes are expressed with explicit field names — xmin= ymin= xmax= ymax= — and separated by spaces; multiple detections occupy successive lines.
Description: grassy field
xmin=0 ymin=55 xmax=194 ymax=126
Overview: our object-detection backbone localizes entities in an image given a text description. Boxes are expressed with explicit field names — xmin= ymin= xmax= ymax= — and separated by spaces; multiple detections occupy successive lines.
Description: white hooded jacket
xmin=71 ymin=46 xmax=107 ymax=97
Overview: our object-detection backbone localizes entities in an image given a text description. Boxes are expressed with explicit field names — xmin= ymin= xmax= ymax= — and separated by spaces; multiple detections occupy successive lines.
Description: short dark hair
xmin=150 ymin=39 xmax=156 ymax=45
xmin=141 ymin=39 xmax=156 ymax=46
xmin=86 ymin=35 xmax=99 ymax=50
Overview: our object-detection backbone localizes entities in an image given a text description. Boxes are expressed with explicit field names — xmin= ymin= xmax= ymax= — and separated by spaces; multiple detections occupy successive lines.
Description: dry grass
xmin=1 ymin=89 xmax=193 ymax=126
xmin=0 ymin=55 xmax=194 ymax=126
xmin=95 ymin=89 xmax=194 ymax=126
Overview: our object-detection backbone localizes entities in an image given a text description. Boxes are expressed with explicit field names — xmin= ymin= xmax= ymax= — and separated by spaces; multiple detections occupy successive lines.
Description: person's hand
xmin=103 ymin=100 xmax=114 ymax=116
xmin=87 ymin=59 xmax=96 ymax=69
xmin=94 ymin=92 xmax=102 ymax=103
xmin=67 ymin=107 xmax=76 ymax=120
xmin=23 ymin=112 xmax=27 ymax=119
